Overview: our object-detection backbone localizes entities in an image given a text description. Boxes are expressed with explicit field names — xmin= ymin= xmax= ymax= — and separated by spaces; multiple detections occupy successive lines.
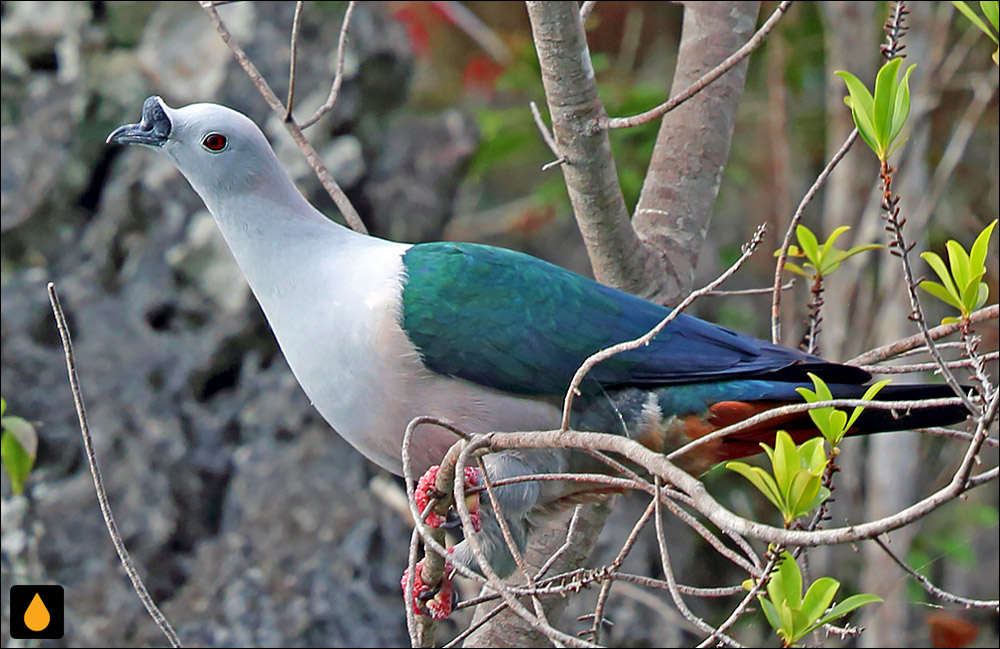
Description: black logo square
xmin=9 ymin=585 xmax=64 ymax=639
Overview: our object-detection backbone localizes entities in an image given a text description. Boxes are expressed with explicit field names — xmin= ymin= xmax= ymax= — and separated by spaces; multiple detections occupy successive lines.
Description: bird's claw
xmin=414 ymin=465 xmax=482 ymax=532
xmin=401 ymin=557 xmax=457 ymax=620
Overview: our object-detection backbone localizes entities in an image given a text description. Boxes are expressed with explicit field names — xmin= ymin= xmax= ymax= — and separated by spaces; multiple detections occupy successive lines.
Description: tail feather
xmin=715 ymin=383 xmax=970 ymax=462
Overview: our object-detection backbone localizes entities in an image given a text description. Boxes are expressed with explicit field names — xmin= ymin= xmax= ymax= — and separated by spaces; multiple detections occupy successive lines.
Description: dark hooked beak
xmin=107 ymin=96 xmax=172 ymax=147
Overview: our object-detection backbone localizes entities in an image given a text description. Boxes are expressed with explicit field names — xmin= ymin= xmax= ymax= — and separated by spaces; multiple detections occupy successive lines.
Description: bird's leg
xmin=402 ymin=465 xmax=481 ymax=620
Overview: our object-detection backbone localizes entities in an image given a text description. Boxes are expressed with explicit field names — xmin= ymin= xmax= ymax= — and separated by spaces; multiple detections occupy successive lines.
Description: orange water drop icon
xmin=24 ymin=592 xmax=50 ymax=632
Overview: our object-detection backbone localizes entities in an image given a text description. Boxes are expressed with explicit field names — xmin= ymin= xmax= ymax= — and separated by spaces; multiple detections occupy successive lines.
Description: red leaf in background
xmin=392 ymin=4 xmax=430 ymax=57
xmin=927 ymin=613 xmax=979 ymax=649
xmin=462 ymin=54 xmax=505 ymax=96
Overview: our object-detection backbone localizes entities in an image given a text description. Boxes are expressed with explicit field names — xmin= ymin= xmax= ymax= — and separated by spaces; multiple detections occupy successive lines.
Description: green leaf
xmin=919 ymin=280 xmax=965 ymax=311
xmin=975 ymin=283 xmax=990 ymax=310
xmin=828 ymin=410 xmax=848 ymax=444
xmin=970 ymin=219 xmax=998 ymax=271
xmin=888 ymin=64 xmax=916 ymax=145
xmin=773 ymin=431 xmax=799 ymax=503
xmin=1 ymin=398 xmax=6 ymax=417
xmin=809 ymin=372 xmax=833 ymax=401
xmin=783 ymin=261 xmax=812 ymax=278
xmin=801 ymin=577 xmax=841 ymax=626
xmin=984 ymin=1 xmax=1000 ymax=31
xmin=796 ymin=225 xmax=821 ymax=262
xmin=946 ymin=240 xmax=972 ymax=293
xmin=873 ymin=58 xmax=904 ymax=154
xmin=817 ymin=593 xmax=884 ymax=626
xmin=1 ymin=418 xmax=37 ymax=495
xmin=804 ymin=485 xmax=832 ymax=515
xmin=846 ymin=379 xmax=892 ymax=431
xmin=775 ymin=551 xmax=803 ymax=609
xmin=760 ymin=596 xmax=783 ymax=633
xmin=952 ymin=1 xmax=1000 ymax=42
xmin=961 ymin=274 xmax=985 ymax=313
xmin=820 ymin=226 xmax=851 ymax=261
xmin=799 ymin=438 xmax=829 ymax=473
xmin=921 ymin=251 xmax=961 ymax=299
xmin=788 ymin=607 xmax=811 ymax=643
xmin=777 ymin=601 xmax=796 ymax=644
xmin=788 ymin=471 xmax=823 ymax=519
xmin=727 ymin=462 xmax=785 ymax=512
xmin=836 ymin=71 xmax=879 ymax=154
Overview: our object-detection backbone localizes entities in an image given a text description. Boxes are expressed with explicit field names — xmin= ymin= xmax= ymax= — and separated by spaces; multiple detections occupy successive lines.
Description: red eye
xmin=202 ymin=133 xmax=227 ymax=152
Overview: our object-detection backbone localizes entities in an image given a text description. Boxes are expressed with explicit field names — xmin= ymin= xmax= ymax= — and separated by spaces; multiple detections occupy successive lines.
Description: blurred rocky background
xmin=2 ymin=2 xmax=997 ymax=647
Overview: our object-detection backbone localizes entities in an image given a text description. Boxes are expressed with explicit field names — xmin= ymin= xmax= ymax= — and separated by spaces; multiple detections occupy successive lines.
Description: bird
xmin=108 ymin=96 xmax=968 ymax=619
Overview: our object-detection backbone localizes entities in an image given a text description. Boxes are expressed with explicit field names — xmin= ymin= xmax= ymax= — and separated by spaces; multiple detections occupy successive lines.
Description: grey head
xmin=107 ymin=96 xmax=297 ymax=207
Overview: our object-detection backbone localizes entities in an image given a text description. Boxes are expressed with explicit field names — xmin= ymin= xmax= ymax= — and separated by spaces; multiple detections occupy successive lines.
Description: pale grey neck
xmin=196 ymin=178 xmax=375 ymax=299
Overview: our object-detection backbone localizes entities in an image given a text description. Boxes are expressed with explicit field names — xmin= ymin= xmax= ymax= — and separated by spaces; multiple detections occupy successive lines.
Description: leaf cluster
xmin=779 ymin=225 xmax=881 ymax=281
xmin=919 ymin=219 xmax=997 ymax=324
xmin=727 ymin=431 xmax=830 ymax=526
xmin=836 ymin=58 xmax=915 ymax=162
xmin=752 ymin=551 xmax=882 ymax=647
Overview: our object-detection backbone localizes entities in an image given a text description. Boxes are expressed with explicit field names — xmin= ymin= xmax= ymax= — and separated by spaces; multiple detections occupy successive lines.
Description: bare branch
xmin=529 ymin=100 xmax=566 ymax=170
xmin=483 ymin=428 xmax=995 ymax=548
xmin=848 ymin=304 xmax=998 ymax=365
xmin=299 ymin=1 xmax=357 ymax=129
xmin=48 ymin=284 xmax=182 ymax=649
xmin=284 ymin=0 xmax=304 ymax=121
xmin=604 ymin=1 xmax=792 ymax=130
xmin=858 ymin=350 xmax=998 ymax=374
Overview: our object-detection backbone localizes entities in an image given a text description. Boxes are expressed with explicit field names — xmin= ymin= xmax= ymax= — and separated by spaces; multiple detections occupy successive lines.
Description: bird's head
xmin=107 ymin=96 xmax=288 ymax=202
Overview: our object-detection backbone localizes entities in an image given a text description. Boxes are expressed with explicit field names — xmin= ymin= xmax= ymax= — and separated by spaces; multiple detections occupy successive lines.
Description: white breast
xmin=249 ymin=235 xmax=561 ymax=475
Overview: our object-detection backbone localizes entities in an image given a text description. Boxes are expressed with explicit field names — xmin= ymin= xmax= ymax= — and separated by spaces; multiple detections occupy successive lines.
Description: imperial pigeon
xmin=108 ymin=97 xmax=968 ymax=619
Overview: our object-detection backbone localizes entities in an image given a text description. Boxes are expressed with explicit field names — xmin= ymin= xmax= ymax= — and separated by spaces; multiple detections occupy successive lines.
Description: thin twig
xmin=586 ymin=498 xmax=657 ymax=642
xmin=284 ymin=0 xmax=304 ymax=121
xmin=299 ymin=1 xmax=357 ymax=129
xmin=707 ymin=278 xmax=794 ymax=297
xmin=535 ymin=505 xmax=585 ymax=579
xmin=47 ymin=284 xmax=182 ymax=649
xmin=878 ymin=159 xmax=977 ymax=414
xmin=874 ymin=536 xmax=999 ymax=610
xmin=697 ymin=552 xmax=782 ymax=648
xmin=771 ymin=128 xmax=858 ymax=344
xmin=916 ymin=426 xmax=999 ymax=448
xmin=653 ymin=477 xmax=744 ymax=648
xmin=530 ymin=100 xmax=567 ymax=170
xmin=452 ymin=438 xmax=600 ymax=648
xmin=579 ymin=1 xmax=597 ymax=23
xmin=848 ymin=304 xmax=998 ymax=365
xmin=858 ymin=350 xmax=998 ymax=374
xmin=603 ymin=1 xmax=792 ymax=130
